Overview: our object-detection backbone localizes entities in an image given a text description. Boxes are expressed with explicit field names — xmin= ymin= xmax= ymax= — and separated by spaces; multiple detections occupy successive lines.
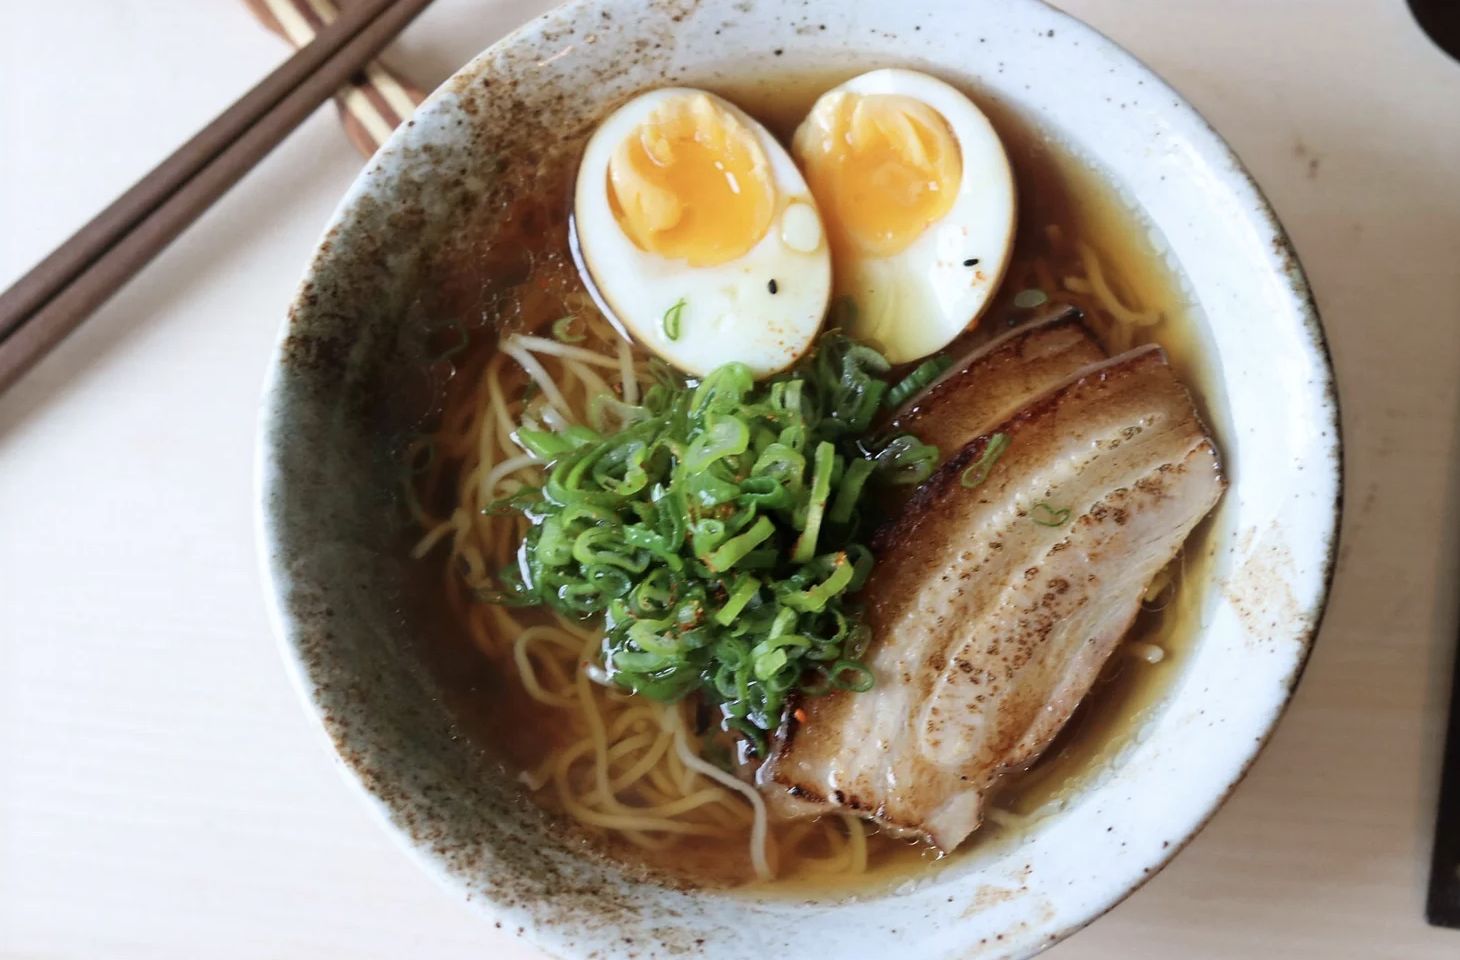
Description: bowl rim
xmin=1015 ymin=5 xmax=1344 ymax=949
xmin=255 ymin=0 xmax=1343 ymax=955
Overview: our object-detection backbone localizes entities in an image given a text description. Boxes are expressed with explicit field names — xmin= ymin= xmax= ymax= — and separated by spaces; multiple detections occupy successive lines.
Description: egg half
xmin=792 ymin=69 xmax=1016 ymax=363
xmin=573 ymin=88 xmax=832 ymax=377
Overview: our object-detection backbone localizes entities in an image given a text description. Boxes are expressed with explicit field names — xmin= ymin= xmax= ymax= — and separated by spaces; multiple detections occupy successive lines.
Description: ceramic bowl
xmin=256 ymin=0 xmax=1341 ymax=956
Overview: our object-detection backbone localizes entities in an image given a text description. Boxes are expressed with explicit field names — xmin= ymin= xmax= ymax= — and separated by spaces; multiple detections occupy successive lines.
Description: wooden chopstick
xmin=244 ymin=0 xmax=425 ymax=158
xmin=0 ymin=0 xmax=411 ymax=343
xmin=0 ymin=0 xmax=436 ymax=393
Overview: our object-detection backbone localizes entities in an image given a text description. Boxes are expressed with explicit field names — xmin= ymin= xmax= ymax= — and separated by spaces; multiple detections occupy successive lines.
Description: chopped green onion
xmin=1013 ymin=288 xmax=1049 ymax=309
xmin=551 ymin=315 xmax=584 ymax=343
xmin=715 ymin=575 xmax=761 ymax=626
xmin=685 ymin=415 xmax=750 ymax=473
xmin=476 ymin=333 xmax=925 ymax=736
xmin=885 ymin=355 xmax=952 ymax=409
xmin=827 ymin=458 xmax=875 ymax=525
xmin=662 ymin=298 xmax=687 ymax=340
xmin=706 ymin=516 xmax=776 ymax=571
xmin=829 ymin=660 xmax=875 ymax=692
xmin=960 ymin=432 xmax=1010 ymax=488
xmin=792 ymin=442 xmax=835 ymax=563
xmin=561 ymin=424 xmax=603 ymax=447
xmin=753 ymin=647 xmax=789 ymax=680
xmin=480 ymin=486 xmax=541 ymax=517
xmin=515 ymin=428 xmax=578 ymax=460
xmin=873 ymin=435 xmax=940 ymax=486
xmin=1031 ymin=501 xmax=1072 ymax=527
xmin=780 ymin=552 xmax=855 ymax=612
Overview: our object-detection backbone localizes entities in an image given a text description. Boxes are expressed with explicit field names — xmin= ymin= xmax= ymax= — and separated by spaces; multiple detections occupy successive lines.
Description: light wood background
xmin=2 ymin=1 xmax=1458 ymax=956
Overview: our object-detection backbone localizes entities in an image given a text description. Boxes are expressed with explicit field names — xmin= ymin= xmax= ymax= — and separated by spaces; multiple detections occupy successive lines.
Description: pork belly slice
xmin=761 ymin=345 xmax=1224 ymax=851
xmin=887 ymin=306 xmax=1106 ymax=457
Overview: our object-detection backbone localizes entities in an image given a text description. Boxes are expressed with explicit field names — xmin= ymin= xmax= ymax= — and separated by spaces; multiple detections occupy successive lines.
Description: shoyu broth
xmin=405 ymin=69 xmax=1222 ymax=892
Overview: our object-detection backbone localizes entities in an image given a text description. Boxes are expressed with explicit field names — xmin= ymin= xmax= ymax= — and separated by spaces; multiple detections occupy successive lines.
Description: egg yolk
xmin=607 ymin=94 xmax=775 ymax=268
xmin=793 ymin=92 xmax=962 ymax=258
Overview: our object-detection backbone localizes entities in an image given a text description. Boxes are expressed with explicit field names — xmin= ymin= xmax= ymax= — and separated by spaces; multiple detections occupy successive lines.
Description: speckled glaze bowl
xmin=256 ymin=1 xmax=1341 ymax=957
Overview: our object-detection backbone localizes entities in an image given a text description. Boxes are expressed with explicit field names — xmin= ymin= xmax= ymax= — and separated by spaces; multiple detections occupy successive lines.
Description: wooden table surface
xmin=3 ymin=1 xmax=1459 ymax=956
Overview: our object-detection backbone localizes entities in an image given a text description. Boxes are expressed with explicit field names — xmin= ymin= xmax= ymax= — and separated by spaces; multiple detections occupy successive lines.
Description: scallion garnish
xmin=960 ymin=432 xmax=1010 ymax=488
xmin=551 ymin=315 xmax=584 ymax=343
xmin=1013 ymin=288 xmax=1049 ymax=309
xmin=885 ymin=355 xmax=953 ymax=409
xmin=1031 ymin=501 xmax=1072 ymax=526
xmin=662 ymin=298 xmax=687 ymax=340
xmin=482 ymin=333 xmax=934 ymax=741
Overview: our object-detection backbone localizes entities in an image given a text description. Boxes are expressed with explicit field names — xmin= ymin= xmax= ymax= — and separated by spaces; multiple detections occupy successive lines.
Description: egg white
xmin=801 ymin=69 xmax=1017 ymax=364
xmin=573 ymin=88 xmax=832 ymax=378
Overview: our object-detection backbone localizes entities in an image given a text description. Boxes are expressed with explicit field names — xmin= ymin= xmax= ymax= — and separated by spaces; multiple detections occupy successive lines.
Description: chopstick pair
xmin=0 ymin=0 xmax=436 ymax=394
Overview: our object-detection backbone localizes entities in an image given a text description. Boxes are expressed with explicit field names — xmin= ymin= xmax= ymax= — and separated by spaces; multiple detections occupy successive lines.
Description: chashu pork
xmin=761 ymin=345 xmax=1224 ymax=851
xmin=887 ymin=306 xmax=1106 ymax=458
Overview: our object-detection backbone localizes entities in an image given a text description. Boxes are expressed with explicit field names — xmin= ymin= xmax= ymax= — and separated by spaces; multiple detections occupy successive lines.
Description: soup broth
xmin=404 ymin=68 xmax=1223 ymax=892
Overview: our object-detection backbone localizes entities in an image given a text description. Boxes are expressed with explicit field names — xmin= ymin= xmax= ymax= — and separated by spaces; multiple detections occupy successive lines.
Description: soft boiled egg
xmin=573 ymin=88 xmax=832 ymax=378
xmin=792 ymin=69 xmax=1016 ymax=363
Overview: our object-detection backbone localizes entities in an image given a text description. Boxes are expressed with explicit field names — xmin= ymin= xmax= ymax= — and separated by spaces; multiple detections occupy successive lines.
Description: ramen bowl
xmin=255 ymin=0 xmax=1341 ymax=956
